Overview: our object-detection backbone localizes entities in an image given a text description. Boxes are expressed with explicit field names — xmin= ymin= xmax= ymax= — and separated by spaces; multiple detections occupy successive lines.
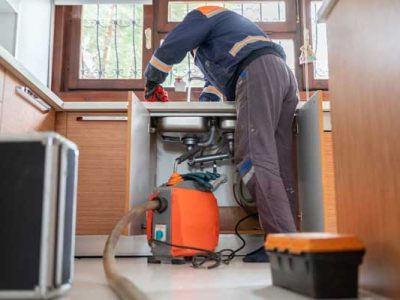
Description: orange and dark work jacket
xmin=144 ymin=6 xmax=286 ymax=101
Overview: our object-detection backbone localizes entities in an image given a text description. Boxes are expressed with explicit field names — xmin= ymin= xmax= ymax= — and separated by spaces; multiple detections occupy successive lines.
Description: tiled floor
xmin=59 ymin=258 xmax=385 ymax=300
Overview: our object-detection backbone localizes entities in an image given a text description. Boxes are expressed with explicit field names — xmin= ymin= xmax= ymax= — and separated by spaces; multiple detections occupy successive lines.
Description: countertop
xmin=0 ymin=46 xmax=331 ymax=113
xmin=0 ymin=46 xmax=127 ymax=112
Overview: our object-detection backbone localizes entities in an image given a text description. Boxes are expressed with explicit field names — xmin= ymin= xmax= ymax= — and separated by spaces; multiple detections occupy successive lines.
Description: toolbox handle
xmin=76 ymin=116 xmax=128 ymax=121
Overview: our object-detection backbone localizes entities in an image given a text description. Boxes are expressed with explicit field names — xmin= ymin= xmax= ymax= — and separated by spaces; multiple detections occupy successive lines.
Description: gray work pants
xmin=234 ymin=54 xmax=298 ymax=233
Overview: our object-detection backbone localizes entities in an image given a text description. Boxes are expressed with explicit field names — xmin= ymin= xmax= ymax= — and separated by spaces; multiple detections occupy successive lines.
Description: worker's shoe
xmin=242 ymin=246 xmax=269 ymax=263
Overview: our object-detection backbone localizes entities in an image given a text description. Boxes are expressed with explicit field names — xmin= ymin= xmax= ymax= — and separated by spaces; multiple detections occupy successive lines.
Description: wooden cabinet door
xmin=61 ymin=112 xmax=128 ymax=235
xmin=0 ymin=72 xmax=55 ymax=133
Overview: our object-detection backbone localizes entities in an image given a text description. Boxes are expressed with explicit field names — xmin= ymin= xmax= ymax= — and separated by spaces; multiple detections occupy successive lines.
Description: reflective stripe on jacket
xmin=144 ymin=6 xmax=286 ymax=101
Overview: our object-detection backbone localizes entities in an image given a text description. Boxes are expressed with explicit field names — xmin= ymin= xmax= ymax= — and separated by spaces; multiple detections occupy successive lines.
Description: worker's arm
xmin=199 ymin=81 xmax=222 ymax=102
xmin=144 ymin=10 xmax=212 ymax=85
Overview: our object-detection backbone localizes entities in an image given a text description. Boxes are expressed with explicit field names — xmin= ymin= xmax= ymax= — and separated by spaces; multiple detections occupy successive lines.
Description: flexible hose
xmin=103 ymin=200 xmax=160 ymax=300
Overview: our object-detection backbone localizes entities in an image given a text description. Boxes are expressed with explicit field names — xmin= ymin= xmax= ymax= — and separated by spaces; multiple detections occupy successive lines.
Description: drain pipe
xmin=198 ymin=119 xmax=216 ymax=147
xmin=188 ymin=153 xmax=230 ymax=166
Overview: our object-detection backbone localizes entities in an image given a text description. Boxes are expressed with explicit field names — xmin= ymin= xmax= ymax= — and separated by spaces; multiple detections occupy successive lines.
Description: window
xmin=168 ymin=1 xmax=287 ymax=23
xmin=274 ymin=39 xmax=295 ymax=73
xmin=53 ymin=4 xmax=152 ymax=91
xmin=157 ymin=0 xmax=297 ymax=33
xmin=156 ymin=0 xmax=299 ymax=93
xmin=52 ymin=0 xmax=327 ymax=101
xmin=80 ymin=4 xmax=144 ymax=80
xmin=310 ymin=0 xmax=328 ymax=80
xmin=160 ymin=38 xmax=296 ymax=88
xmin=303 ymin=0 xmax=329 ymax=90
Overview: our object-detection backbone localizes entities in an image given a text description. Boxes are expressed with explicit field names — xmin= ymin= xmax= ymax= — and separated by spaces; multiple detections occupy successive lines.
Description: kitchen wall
xmin=15 ymin=0 xmax=53 ymax=85
xmin=0 ymin=0 xmax=19 ymax=54
xmin=0 ymin=12 xmax=18 ymax=54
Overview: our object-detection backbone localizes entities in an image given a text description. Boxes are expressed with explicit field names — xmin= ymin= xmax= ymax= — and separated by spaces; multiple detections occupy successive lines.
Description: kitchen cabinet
xmin=320 ymin=0 xmax=400 ymax=297
xmin=0 ymin=71 xmax=55 ymax=133
xmin=296 ymin=92 xmax=336 ymax=232
xmin=56 ymin=112 xmax=128 ymax=235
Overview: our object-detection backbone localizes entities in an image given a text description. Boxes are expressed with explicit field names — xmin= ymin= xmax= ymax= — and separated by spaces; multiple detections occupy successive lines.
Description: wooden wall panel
xmin=327 ymin=0 xmax=400 ymax=298
xmin=321 ymin=133 xmax=336 ymax=232
xmin=219 ymin=207 xmax=261 ymax=234
xmin=55 ymin=112 xmax=67 ymax=136
xmin=1 ymin=72 xmax=55 ymax=133
xmin=65 ymin=112 xmax=128 ymax=235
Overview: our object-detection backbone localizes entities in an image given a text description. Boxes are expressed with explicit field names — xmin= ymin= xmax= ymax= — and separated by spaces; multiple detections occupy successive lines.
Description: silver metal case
xmin=0 ymin=132 xmax=79 ymax=299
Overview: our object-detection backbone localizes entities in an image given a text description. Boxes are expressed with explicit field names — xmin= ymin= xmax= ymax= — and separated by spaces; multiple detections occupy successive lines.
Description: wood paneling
xmin=299 ymin=90 xmax=330 ymax=101
xmin=321 ymin=132 xmax=336 ymax=232
xmin=63 ymin=112 xmax=128 ymax=235
xmin=219 ymin=207 xmax=261 ymax=233
xmin=1 ymin=72 xmax=55 ymax=133
xmin=55 ymin=112 xmax=67 ymax=136
xmin=327 ymin=0 xmax=400 ymax=298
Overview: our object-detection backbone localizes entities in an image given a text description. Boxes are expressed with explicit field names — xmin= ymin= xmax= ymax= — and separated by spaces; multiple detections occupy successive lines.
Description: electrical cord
xmin=149 ymin=213 xmax=257 ymax=270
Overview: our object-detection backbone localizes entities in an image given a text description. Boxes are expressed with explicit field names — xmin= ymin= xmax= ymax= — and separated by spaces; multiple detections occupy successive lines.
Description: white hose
xmin=103 ymin=200 xmax=160 ymax=300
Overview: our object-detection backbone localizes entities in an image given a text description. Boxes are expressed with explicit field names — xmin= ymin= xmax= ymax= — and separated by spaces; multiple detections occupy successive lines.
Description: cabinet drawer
xmin=62 ymin=112 xmax=128 ymax=235
xmin=0 ymin=72 xmax=55 ymax=133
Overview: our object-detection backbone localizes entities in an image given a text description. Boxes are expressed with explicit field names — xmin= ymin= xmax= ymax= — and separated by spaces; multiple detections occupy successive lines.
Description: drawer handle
xmin=15 ymin=86 xmax=51 ymax=113
xmin=76 ymin=116 xmax=128 ymax=121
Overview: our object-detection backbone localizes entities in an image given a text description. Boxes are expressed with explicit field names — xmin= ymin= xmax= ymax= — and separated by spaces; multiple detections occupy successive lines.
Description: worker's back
xmin=145 ymin=6 xmax=286 ymax=100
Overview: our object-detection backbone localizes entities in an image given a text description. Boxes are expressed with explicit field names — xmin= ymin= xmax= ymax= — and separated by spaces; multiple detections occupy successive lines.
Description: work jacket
xmin=144 ymin=6 xmax=286 ymax=101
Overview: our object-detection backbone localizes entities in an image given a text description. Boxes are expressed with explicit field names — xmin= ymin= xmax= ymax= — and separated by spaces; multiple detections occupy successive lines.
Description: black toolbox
xmin=0 ymin=133 xmax=79 ymax=299
xmin=265 ymin=233 xmax=365 ymax=298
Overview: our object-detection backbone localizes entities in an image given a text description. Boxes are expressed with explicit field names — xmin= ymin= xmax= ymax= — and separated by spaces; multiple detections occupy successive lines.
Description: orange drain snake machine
xmin=146 ymin=171 xmax=223 ymax=267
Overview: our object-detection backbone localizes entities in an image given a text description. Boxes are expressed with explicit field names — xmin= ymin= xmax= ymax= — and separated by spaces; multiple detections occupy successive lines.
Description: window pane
xmin=262 ymin=2 xmax=286 ymax=22
xmin=168 ymin=1 xmax=286 ymax=23
xmin=273 ymin=39 xmax=295 ymax=74
xmin=159 ymin=39 xmax=204 ymax=88
xmin=311 ymin=1 xmax=329 ymax=80
xmin=161 ymin=38 xmax=295 ymax=88
xmin=80 ymin=4 xmax=144 ymax=80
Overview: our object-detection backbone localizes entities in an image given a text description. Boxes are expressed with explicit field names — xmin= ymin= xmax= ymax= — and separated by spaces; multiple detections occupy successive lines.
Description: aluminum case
xmin=0 ymin=132 xmax=78 ymax=299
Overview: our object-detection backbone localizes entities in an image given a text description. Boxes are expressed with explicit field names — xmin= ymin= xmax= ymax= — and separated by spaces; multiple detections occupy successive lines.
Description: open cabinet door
xmin=126 ymin=92 xmax=152 ymax=235
xmin=296 ymin=91 xmax=336 ymax=232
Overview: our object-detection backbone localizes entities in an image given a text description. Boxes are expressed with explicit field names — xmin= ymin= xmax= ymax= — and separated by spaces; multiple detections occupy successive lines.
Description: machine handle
xmin=15 ymin=86 xmax=51 ymax=113
xmin=76 ymin=116 xmax=128 ymax=121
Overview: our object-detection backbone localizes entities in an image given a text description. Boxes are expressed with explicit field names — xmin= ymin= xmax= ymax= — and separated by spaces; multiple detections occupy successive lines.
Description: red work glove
xmin=145 ymin=81 xmax=168 ymax=102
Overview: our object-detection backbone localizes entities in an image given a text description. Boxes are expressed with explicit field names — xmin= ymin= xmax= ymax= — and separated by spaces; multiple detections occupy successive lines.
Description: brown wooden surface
xmin=316 ymin=91 xmax=336 ymax=233
xmin=1 ymin=72 xmax=55 ymax=133
xmin=327 ymin=0 xmax=400 ymax=298
xmin=60 ymin=112 xmax=128 ymax=235
xmin=51 ymin=6 xmax=68 ymax=93
xmin=321 ymin=132 xmax=336 ymax=232
xmin=55 ymin=112 xmax=67 ymax=136
xmin=299 ymin=90 xmax=330 ymax=101
xmin=219 ymin=207 xmax=260 ymax=232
